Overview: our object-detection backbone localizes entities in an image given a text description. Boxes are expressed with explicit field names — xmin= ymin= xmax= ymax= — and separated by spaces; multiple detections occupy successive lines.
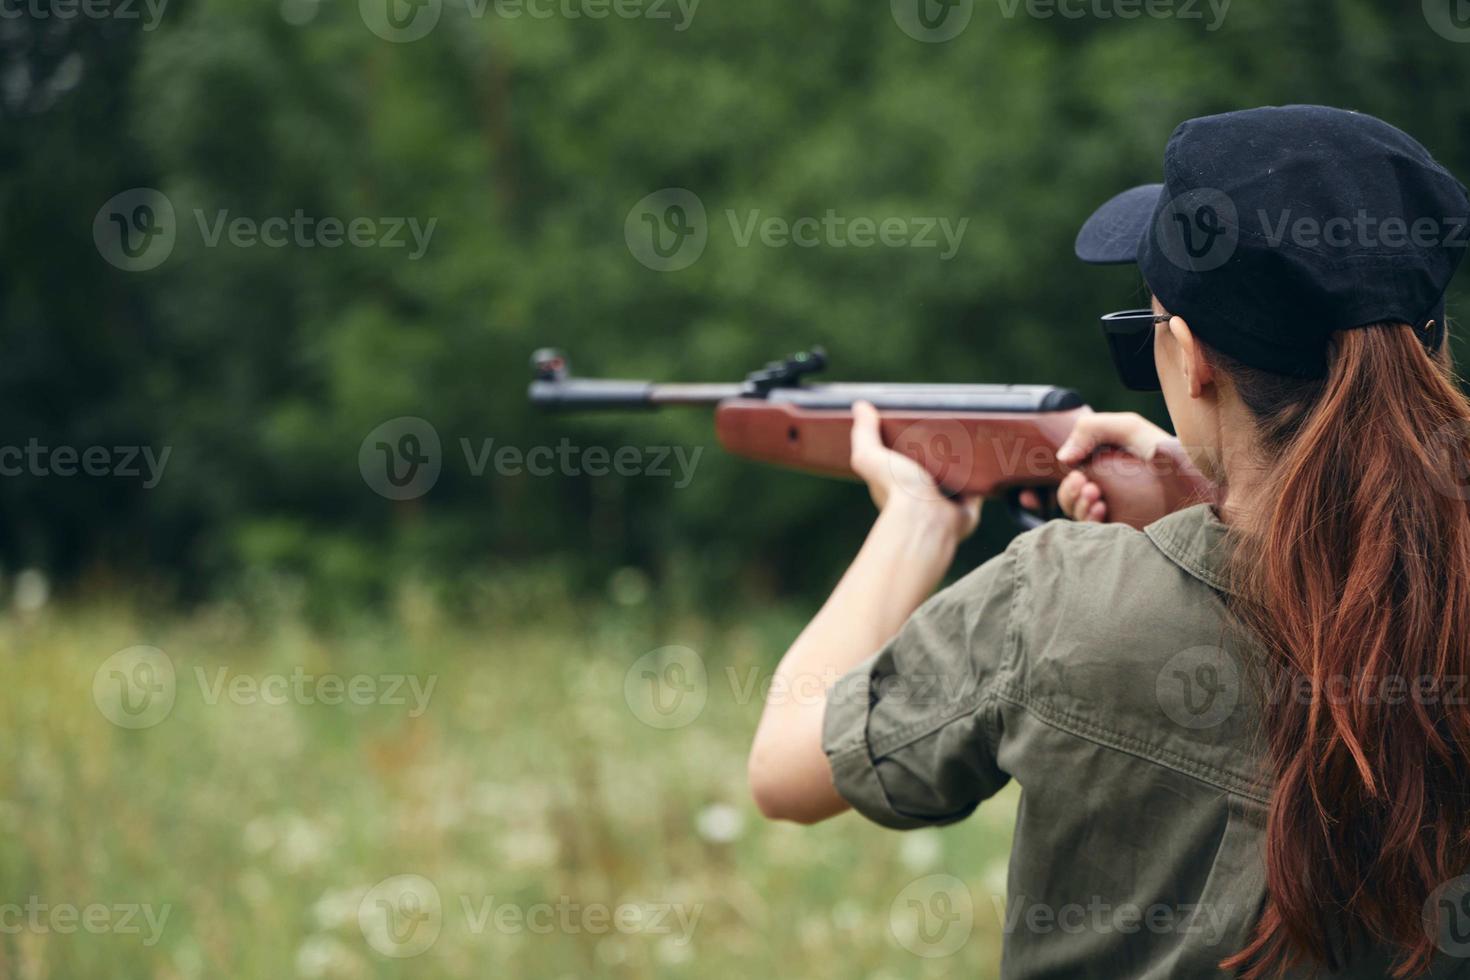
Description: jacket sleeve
xmin=821 ymin=543 xmax=1020 ymax=829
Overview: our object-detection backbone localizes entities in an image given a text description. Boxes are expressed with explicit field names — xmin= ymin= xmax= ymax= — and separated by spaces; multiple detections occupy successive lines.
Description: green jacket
xmin=823 ymin=505 xmax=1470 ymax=979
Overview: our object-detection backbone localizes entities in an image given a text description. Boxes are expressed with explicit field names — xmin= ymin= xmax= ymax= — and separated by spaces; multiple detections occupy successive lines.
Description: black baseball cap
xmin=1075 ymin=105 xmax=1470 ymax=390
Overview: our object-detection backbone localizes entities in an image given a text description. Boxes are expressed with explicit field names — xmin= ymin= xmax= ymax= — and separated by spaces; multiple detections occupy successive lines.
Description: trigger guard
xmin=1004 ymin=486 xmax=1052 ymax=531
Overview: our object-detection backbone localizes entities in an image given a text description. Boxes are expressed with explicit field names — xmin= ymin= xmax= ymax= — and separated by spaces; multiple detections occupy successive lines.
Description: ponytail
xmin=1218 ymin=324 xmax=1470 ymax=978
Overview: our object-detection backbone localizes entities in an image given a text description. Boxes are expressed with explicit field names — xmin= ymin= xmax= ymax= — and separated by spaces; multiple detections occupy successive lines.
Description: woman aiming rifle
xmin=747 ymin=105 xmax=1470 ymax=978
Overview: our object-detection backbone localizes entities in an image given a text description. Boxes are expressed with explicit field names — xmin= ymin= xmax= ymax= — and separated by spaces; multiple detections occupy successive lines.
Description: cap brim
xmin=1075 ymin=183 xmax=1164 ymax=264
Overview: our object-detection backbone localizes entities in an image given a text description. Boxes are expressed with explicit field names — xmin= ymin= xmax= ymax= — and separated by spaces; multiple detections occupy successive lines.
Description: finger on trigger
xmin=1057 ymin=470 xmax=1084 ymax=512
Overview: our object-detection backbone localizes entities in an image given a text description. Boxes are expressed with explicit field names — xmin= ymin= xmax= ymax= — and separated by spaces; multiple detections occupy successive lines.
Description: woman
xmin=747 ymin=105 xmax=1470 ymax=978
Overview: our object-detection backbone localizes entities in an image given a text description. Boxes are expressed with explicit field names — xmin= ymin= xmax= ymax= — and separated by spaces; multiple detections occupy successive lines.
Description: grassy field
xmin=0 ymin=587 xmax=1018 ymax=979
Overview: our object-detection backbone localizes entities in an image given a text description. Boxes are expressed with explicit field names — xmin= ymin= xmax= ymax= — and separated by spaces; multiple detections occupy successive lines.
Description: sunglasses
xmin=1100 ymin=309 xmax=1171 ymax=391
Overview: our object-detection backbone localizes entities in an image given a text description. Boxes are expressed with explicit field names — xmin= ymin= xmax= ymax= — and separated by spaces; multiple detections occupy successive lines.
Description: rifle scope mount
xmin=742 ymin=347 xmax=827 ymax=395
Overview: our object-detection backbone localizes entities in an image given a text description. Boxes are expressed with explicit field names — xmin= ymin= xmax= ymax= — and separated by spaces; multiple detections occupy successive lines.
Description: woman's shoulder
xmin=977 ymin=508 xmax=1263 ymax=799
xmin=1003 ymin=504 xmax=1232 ymax=600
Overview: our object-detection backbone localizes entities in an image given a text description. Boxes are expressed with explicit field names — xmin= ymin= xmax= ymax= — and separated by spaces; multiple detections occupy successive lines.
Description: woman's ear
xmin=1167 ymin=316 xmax=1214 ymax=398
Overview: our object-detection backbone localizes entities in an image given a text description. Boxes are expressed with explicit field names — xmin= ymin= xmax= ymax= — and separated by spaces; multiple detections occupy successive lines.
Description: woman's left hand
xmin=848 ymin=400 xmax=983 ymax=541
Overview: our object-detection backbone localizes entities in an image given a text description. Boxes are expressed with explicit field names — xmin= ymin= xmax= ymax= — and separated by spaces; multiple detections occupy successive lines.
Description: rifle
xmin=528 ymin=347 xmax=1208 ymax=529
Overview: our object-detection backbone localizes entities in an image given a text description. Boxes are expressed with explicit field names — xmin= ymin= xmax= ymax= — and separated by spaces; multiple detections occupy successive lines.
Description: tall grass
xmin=0 ymin=589 xmax=1016 ymax=978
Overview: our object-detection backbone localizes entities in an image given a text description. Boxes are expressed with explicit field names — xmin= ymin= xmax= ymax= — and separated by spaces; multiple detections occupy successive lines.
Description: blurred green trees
xmin=2 ymin=0 xmax=1468 ymax=603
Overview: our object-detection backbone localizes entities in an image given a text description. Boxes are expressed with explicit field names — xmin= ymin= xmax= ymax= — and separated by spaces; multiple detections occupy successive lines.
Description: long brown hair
xmin=1212 ymin=322 xmax=1470 ymax=977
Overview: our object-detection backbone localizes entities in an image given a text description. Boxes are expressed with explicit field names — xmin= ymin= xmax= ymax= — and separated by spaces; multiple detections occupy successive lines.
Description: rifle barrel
xmin=768 ymin=383 xmax=1082 ymax=412
xmin=649 ymin=383 xmax=746 ymax=405
xmin=530 ymin=378 xmax=1082 ymax=413
xmin=528 ymin=379 xmax=746 ymax=409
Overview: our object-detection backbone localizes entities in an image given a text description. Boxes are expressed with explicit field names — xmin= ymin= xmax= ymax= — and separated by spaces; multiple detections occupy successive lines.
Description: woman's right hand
xmin=1053 ymin=413 xmax=1214 ymax=526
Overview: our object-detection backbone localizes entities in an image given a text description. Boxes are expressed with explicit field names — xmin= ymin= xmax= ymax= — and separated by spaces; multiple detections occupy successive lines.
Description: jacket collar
xmin=1143 ymin=503 xmax=1237 ymax=595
